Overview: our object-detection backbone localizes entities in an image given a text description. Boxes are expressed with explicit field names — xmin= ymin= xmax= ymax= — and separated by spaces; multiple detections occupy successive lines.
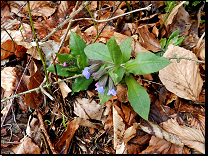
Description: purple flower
xmin=107 ymin=88 xmax=117 ymax=96
xmin=82 ymin=67 xmax=90 ymax=79
xmin=95 ymin=84 xmax=105 ymax=94
xmin=63 ymin=62 xmax=67 ymax=67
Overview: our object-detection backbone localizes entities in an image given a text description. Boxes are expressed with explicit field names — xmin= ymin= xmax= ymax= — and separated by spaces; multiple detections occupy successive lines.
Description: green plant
xmin=158 ymin=30 xmax=184 ymax=56
xmin=47 ymin=32 xmax=172 ymax=120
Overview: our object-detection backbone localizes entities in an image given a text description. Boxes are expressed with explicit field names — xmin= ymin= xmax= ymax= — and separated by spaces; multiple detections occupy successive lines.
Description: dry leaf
xmin=159 ymin=44 xmax=203 ymax=101
xmin=116 ymin=84 xmax=129 ymax=103
xmin=8 ymin=1 xmax=56 ymax=17
xmin=11 ymin=137 xmax=41 ymax=154
xmin=137 ymin=25 xmax=162 ymax=52
xmin=74 ymin=97 xmax=104 ymax=120
xmin=161 ymin=118 xmax=205 ymax=154
xmin=141 ymin=136 xmax=190 ymax=154
xmin=55 ymin=119 xmax=79 ymax=154
xmin=58 ymin=78 xmax=71 ymax=99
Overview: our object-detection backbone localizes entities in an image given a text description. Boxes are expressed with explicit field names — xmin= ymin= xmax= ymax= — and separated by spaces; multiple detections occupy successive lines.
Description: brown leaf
xmin=57 ymin=78 xmax=71 ymax=99
xmin=161 ymin=118 xmax=205 ymax=154
xmin=137 ymin=25 xmax=162 ymax=52
xmin=141 ymin=136 xmax=190 ymax=154
xmin=116 ymin=84 xmax=129 ymax=103
xmin=55 ymin=119 xmax=79 ymax=154
xmin=167 ymin=4 xmax=191 ymax=38
xmin=25 ymin=70 xmax=43 ymax=109
xmin=8 ymin=1 xmax=56 ymax=17
xmin=159 ymin=44 xmax=203 ymax=101
xmin=11 ymin=137 xmax=41 ymax=154
xmin=73 ymin=97 xmax=104 ymax=120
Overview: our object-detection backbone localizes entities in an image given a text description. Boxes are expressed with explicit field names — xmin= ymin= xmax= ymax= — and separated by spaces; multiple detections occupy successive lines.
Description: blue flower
xmin=82 ymin=67 xmax=90 ymax=79
xmin=95 ymin=84 xmax=105 ymax=94
xmin=107 ymin=88 xmax=117 ymax=96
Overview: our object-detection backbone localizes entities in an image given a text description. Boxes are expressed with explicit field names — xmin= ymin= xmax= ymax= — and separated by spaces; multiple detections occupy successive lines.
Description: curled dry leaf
xmin=159 ymin=44 xmax=203 ymax=101
xmin=57 ymin=78 xmax=72 ymax=99
xmin=161 ymin=118 xmax=205 ymax=154
xmin=137 ymin=25 xmax=162 ymax=52
xmin=116 ymin=84 xmax=129 ymax=103
xmin=55 ymin=119 xmax=79 ymax=154
xmin=73 ymin=97 xmax=104 ymax=120
xmin=138 ymin=120 xmax=184 ymax=147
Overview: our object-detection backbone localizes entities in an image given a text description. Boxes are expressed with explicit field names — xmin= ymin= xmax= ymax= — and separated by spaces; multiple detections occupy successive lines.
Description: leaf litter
xmin=1 ymin=1 xmax=205 ymax=154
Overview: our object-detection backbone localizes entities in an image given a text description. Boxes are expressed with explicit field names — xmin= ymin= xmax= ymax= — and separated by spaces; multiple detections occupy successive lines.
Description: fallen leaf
xmin=159 ymin=44 xmax=203 ymax=101
xmin=55 ymin=119 xmax=79 ymax=154
xmin=74 ymin=97 xmax=104 ymax=120
xmin=58 ymin=78 xmax=72 ymax=99
xmin=25 ymin=70 xmax=43 ymax=109
xmin=137 ymin=25 xmax=162 ymax=52
xmin=116 ymin=84 xmax=129 ymax=103
xmin=140 ymin=136 xmax=190 ymax=154
xmin=8 ymin=1 xmax=56 ymax=17
xmin=11 ymin=136 xmax=41 ymax=154
xmin=161 ymin=118 xmax=205 ymax=154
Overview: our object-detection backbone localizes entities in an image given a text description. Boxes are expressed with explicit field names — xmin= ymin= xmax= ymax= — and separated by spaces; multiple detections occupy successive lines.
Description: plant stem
xmin=1 ymin=27 xmax=16 ymax=51
xmin=27 ymin=1 xmax=51 ymax=93
xmin=125 ymin=1 xmax=134 ymax=22
xmin=168 ymin=56 xmax=205 ymax=64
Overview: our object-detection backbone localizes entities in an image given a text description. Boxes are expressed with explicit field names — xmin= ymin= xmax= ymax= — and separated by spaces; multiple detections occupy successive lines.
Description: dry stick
xmin=167 ymin=56 xmax=205 ymax=64
xmin=93 ymin=1 xmax=122 ymax=43
xmin=1 ymin=74 xmax=83 ymax=103
xmin=40 ymin=1 xmax=90 ymax=43
xmin=71 ymin=4 xmax=152 ymax=23
xmin=37 ymin=111 xmax=58 ymax=154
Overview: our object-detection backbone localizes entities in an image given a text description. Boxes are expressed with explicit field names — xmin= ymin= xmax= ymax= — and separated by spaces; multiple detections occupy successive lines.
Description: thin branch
xmin=1 ymin=74 xmax=83 ymax=103
xmin=168 ymin=56 xmax=205 ymax=64
xmin=93 ymin=1 xmax=122 ymax=43
xmin=40 ymin=1 xmax=91 ymax=43
xmin=71 ymin=4 xmax=152 ymax=23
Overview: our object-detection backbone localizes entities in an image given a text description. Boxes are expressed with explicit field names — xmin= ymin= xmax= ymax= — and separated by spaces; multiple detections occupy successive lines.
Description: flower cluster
xmin=82 ymin=60 xmax=117 ymax=96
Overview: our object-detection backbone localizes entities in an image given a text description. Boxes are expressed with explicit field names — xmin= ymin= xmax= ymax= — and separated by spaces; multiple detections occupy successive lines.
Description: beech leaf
xmin=159 ymin=44 xmax=203 ymax=101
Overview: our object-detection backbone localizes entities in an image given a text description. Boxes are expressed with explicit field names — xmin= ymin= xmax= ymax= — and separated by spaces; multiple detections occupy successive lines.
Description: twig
xmin=37 ymin=110 xmax=58 ymax=154
xmin=93 ymin=1 xmax=122 ymax=43
xmin=71 ymin=4 xmax=152 ymax=23
xmin=39 ymin=77 xmax=54 ymax=101
xmin=40 ymin=1 xmax=90 ymax=43
xmin=1 ymin=74 xmax=83 ymax=103
xmin=168 ymin=55 xmax=205 ymax=64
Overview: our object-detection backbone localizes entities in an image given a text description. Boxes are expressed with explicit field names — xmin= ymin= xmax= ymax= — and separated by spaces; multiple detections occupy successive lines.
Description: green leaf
xmin=62 ymin=67 xmax=79 ymax=72
xmin=47 ymin=64 xmax=78 ymax=77
xmin=70 ymin=31 xmax=88 ymax=68
xmin=124 ymin=52 xmax=172 ymax=75
xmin=84 ymin=43 xmax=113 ymax=62
xmin=56 ymin=53 xmax=74 ymax=64
xmin=109 ymin=66 xmax=124 ymax=85
xmin=159 ymin=38 xmax=167 ymax=49
xmin=165 ymin=30 xmax=179 ymax=49
xmin=174 ymin=36 xmax=184 ymax=46
xmin=72 ymin=77 xmax=93 ymax=95
xmin=98 ymin=86 xmax=113 ymax=105
xmin=120 ymin=37 xmax=131 ymax=63
xmin=125 ymin=74 xmax=150 ymax=120
xmin=106 ymin=36 xmax=122 ymax=66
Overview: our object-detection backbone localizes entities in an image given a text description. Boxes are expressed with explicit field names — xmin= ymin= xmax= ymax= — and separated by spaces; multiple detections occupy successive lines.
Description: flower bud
xmin=107 ymin=77 xmax=117 ymax=96
xmin=63 ymin=62 xmax=67 ymax=67
xmin=92 ymin=69 xmax=106 ymax=81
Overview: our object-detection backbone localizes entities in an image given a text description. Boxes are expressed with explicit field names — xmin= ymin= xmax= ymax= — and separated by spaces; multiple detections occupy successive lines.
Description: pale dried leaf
xmin=1 ymin=30 xmax=23 ymax=44
xmin=57 ymin=78 xmax=72 ymax=99
xmin=1 ymin=67 xmax=16 ymax=97
xmin=11 ymin=137 xmax=41 ymax=154
xmin=74 ymin=98 xmax=103 ymax=120
xmin=138 ymin=121 xmax=184 ymax=147
xmin=164 ymin=1 xmax=186 ymax=28
xmin=161 ymin=118 xmax=205 ymax=154
xmin=27 ymin=40 xmax=59 ymax=67
xmin=113 ymin=105 xmax=125 ymax=150
xmin=159 ymin=44 xmax=203 ymax=101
